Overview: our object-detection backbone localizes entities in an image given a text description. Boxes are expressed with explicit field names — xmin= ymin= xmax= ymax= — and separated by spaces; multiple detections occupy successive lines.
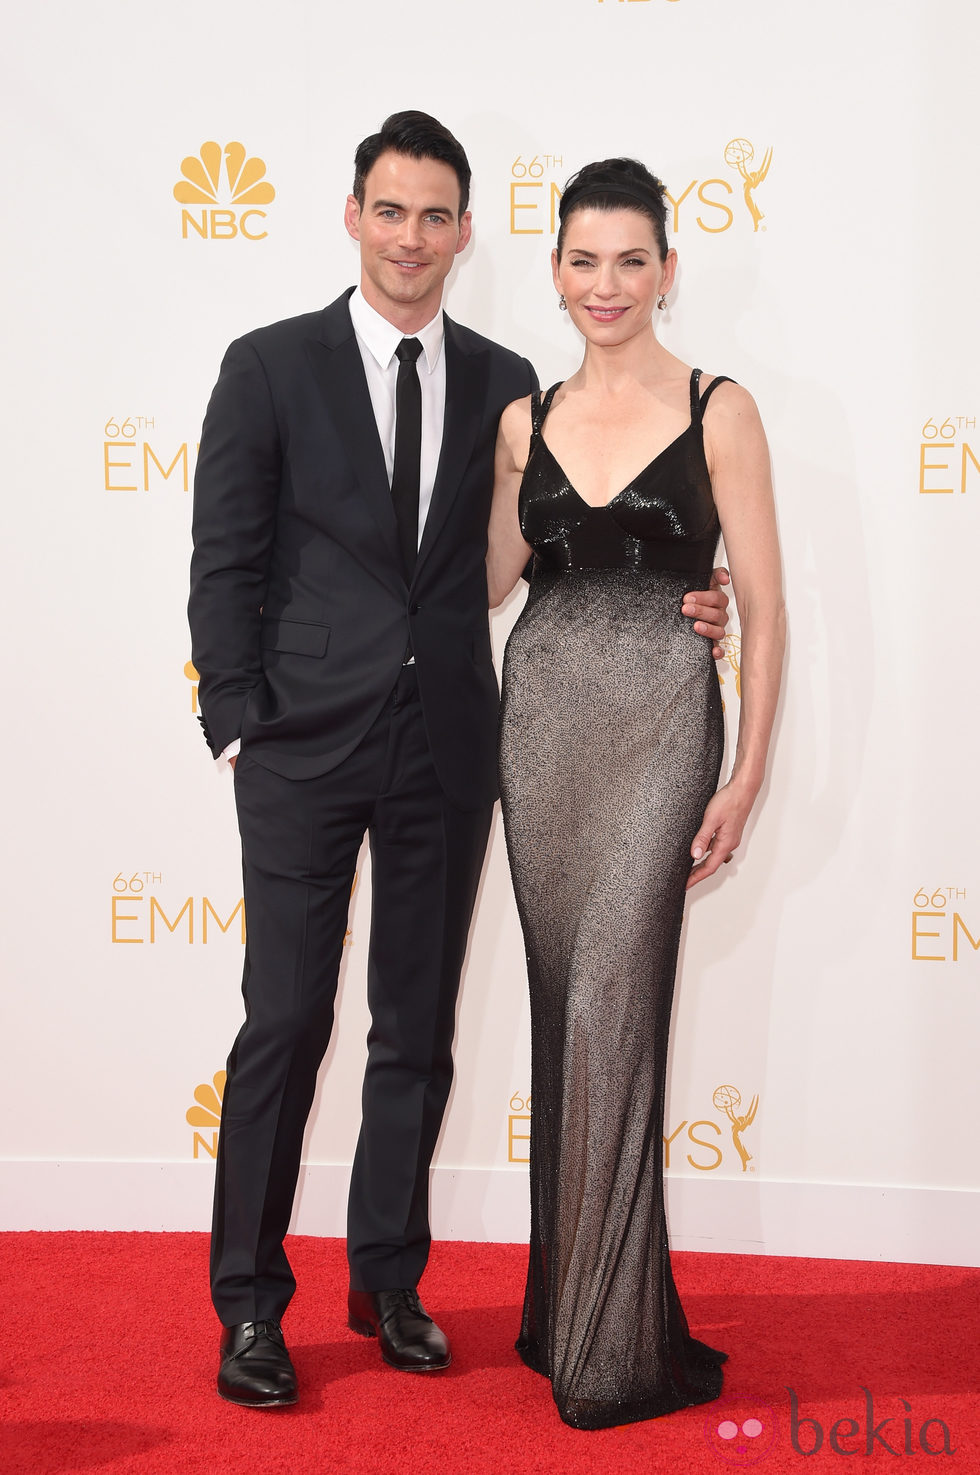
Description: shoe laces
xmin=382 ymin=1288 xmax=430 ymax=1323
xmin=244 ymin=1319 xmax=285 ymax=1346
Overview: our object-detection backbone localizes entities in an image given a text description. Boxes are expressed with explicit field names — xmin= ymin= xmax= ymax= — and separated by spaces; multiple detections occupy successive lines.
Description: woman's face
xmin=552 ymin=207 xmax=676 ymax=346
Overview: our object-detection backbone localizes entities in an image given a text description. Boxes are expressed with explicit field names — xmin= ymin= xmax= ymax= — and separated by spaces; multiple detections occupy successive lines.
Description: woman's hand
xmin=686 ymin=780 xmax=756 ymax=890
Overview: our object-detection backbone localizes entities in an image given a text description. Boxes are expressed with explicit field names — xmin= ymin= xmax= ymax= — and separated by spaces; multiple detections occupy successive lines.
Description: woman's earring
xmin=657 ymin=294 xmax=667 ymax=311
xmin=558 ymin=294 xmax=567 ymax=311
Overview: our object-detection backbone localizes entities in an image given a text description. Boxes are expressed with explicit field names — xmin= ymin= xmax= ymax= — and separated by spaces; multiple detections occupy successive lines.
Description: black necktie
xmin=391 ymin=337 xmax=423 ymax=578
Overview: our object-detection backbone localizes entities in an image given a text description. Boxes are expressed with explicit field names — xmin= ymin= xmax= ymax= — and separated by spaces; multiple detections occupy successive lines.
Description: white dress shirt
xmin=347 ymin=285 xmax=447 ymax=544
xmin=221 ymin=288 xmax=447 ymax=763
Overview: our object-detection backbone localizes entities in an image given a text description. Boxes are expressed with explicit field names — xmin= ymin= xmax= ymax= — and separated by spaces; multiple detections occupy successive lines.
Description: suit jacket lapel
xmin=415 ymin=316 xmax=489 ymax=577
xmin=304 ymin=293 xmax=403 ymax=575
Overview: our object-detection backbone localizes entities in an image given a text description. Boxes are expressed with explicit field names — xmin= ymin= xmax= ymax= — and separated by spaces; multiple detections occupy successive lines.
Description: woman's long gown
xmin=498 ymin=369 xmax=732 ymax=1430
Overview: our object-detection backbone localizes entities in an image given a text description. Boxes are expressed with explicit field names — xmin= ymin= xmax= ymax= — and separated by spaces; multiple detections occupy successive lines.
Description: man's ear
xmin=344 ymin=194 xmax=361 ymax=242
xmin=454 ymin=210 xmax=473 ymax=256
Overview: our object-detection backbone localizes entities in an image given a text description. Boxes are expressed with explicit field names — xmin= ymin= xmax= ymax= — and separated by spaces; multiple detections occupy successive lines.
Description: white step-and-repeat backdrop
xmin=3 ymin=0 xmax=977 ymax=1265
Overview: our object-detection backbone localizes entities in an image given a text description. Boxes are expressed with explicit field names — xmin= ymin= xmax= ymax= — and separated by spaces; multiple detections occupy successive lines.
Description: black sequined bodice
xmin=520 ymin=369 xmax=732 ymax=583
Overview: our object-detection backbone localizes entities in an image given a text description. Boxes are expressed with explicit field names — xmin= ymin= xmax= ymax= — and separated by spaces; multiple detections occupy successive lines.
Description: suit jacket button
xmin=409 ymin=602 xmax=420 ymax=615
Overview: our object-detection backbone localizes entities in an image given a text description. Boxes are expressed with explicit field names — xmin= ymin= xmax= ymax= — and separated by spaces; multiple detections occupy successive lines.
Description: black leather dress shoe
xmin=217 ymin=1320 xmax=298 ymax=1407
xmin=347 ymin=1288 xmax=451 ymax=1371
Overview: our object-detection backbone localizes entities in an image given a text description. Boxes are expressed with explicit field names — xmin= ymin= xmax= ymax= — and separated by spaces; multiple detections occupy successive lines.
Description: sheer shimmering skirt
xmin=499 ymin=567 xmax=727 ymax=1430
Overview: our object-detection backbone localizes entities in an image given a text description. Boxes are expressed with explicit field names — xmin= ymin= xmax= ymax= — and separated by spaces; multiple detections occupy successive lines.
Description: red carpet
xmin=3 ymin=1234 xmax=978 ymax=1473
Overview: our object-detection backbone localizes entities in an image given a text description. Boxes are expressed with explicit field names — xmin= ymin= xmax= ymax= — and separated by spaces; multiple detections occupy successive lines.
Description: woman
xmin=487 ymin=158 xmax=785 ymax=1430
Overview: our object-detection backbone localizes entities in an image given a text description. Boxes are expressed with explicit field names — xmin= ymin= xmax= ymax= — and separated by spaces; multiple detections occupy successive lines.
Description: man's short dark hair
xmin=353 ymin=111 xmax=471 ymax=217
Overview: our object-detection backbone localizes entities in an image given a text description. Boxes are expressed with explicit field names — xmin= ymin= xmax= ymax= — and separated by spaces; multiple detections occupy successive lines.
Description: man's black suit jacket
xmin=189 ymin=290 xmax=536 ymax=811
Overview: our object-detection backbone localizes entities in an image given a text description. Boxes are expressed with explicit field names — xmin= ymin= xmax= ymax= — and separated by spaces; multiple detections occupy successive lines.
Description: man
xmin=188 ymin=111 xmax=731 ymax=1408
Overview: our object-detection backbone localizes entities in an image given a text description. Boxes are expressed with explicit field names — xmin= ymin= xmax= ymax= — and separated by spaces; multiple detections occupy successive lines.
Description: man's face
xmin=345 ymin=150 xmax=472 ymax=328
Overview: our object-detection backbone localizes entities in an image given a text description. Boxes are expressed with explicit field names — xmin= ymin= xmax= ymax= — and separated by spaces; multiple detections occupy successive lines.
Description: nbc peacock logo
xmin=174 ymin=141 xmax=275 ymax=241
xmin=184 ymin=660 xmax=199 ymax=713
xmin=187 ymin=1070 xmax=226 ymax=1159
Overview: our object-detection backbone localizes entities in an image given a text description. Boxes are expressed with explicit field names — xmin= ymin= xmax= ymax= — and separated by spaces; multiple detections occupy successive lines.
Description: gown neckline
xmin=536 ymin=421 xmax=698 ymax=513
xmin=535 ymin=369 xmax=703 ymax=512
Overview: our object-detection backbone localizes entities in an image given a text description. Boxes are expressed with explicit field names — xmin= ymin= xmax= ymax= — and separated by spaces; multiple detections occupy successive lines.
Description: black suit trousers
xmin=210 ymin=666 xmax=493 ymax=1325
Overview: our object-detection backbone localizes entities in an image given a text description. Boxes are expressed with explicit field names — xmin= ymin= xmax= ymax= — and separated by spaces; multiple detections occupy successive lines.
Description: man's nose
xmin=396 ymin=216 xmax=424 ymax=250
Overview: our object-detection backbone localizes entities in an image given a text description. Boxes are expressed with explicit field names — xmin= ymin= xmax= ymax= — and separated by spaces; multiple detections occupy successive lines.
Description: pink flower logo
xmin=703 ymin=1400 xmax=778 ymax=1464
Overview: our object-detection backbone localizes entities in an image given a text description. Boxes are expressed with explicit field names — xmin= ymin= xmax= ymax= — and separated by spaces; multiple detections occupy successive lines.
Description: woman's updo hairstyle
xmin=556 ymin=158 xmax=669 ymax=262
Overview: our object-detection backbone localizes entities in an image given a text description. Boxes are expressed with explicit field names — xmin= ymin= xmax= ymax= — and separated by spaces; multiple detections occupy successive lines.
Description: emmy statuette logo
xmin=719 ymin=634 xmax=741 ymax=712
xmin=174 ymin=141 xmax=275 ymax=240
xmin=713 ymin=1084 xmax=759 ymax=1171
xmin=723 ymin=139 xmax=772 ymax=232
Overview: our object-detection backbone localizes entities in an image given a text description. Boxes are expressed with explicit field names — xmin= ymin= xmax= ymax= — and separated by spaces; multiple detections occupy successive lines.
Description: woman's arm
xmin=687 ymin=383 xmax=786 ymax=888
xmin=487 ymin=396 xmax=535 ymax=608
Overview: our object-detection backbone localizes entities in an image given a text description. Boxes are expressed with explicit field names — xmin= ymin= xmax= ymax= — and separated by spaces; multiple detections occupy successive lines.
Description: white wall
xmin=2 ymin=0 xmax=978 ymax=1266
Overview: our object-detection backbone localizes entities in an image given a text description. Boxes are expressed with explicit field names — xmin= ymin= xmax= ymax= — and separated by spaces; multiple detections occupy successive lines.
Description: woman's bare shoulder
xmin=498 ymin=393 xmax=535 ymax=461
xmin=500 ymin=392 xmax=534 ymax=430
xmin=701 ymin=374 xmax=759 ymax=419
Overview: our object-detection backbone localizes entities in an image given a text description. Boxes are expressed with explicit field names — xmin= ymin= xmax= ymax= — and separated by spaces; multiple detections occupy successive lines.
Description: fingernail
xmin=693 ymin=846 xmax=704 ymax=860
